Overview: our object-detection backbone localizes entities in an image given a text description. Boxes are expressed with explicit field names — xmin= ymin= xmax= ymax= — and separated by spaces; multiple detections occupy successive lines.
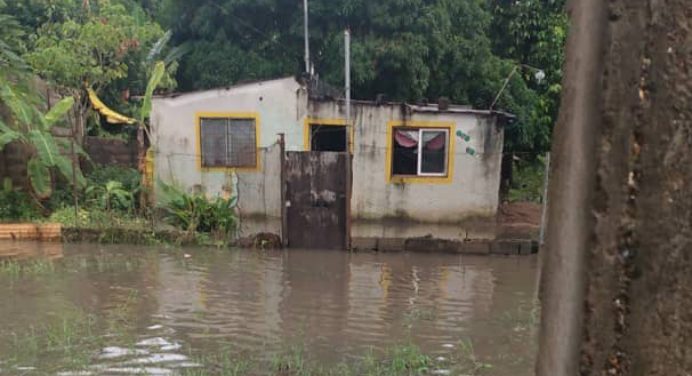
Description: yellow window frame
xmin=195 ymin=112 xmax=261 ymax=172
xmin=385 ymin=120 xmax=456 ymax=185
xmin=303 ymin=118 xmax=354 ymax=153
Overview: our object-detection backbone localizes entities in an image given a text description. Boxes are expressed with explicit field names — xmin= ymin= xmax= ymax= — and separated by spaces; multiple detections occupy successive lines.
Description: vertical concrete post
xmin=538 ymin=152 xmax=551 ymax=250
xmin=279 ymin=133 xmax=288 ymax=248
xmin=536 ymin=0 xmax=608 ymax=374
xmin=303 ymin=0 xmax=310 ymax=74
xmin=344 ymin=29 xmax=352 ymax=250
xmin=540 ymin=0 xmax=692 ymax=374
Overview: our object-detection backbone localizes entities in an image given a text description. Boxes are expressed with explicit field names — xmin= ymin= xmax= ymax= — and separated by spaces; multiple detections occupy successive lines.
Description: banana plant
xmin=0 ymin=84 xmax=86 ymax=198
xmin=85 ymin=180 xmax=134 ymax=212
xmin=139 ymin=60 xmax=165 ymax=141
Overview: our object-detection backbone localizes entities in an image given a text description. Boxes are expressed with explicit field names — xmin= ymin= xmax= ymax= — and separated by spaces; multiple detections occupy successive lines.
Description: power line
xmin=209 ymin=1 xmax=304 ymax=62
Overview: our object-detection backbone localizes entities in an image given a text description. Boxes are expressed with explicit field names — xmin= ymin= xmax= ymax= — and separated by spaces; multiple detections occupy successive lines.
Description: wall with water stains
xmin=308 ymin=100 xmax=505 ymax=224
xmin=151 ymin=77 xmax=505 ymax=240
xmin=150 ymin=77 xmax=303 ymax=236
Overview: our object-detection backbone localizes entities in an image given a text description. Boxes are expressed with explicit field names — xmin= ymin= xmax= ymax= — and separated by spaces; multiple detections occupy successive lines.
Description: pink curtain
xmin=424 ymin=133 xmax=446 ymax=150
xmin=394 ymin=130 xmax=419 ymax=148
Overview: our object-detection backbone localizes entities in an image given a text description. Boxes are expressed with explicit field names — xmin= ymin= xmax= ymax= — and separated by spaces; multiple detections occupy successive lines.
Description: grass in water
xmin=1 ymin=302 xmax=139 ymax=373
xmin=0 ymin=258 xmax=55 ymax=279
xmin=5 ymin=308 xmax=102 ymax=371
xmin=180 ymin=343 xmax=433 ymax=376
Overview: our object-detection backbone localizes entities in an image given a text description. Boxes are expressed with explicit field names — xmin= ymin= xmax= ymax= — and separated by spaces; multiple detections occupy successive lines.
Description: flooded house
xmin=150 ymin=76 xmax=514 ymax=251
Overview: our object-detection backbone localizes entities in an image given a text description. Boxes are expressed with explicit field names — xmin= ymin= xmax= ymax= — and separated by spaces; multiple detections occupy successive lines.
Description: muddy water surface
xmin=0 ymin=242 xmax=538 ymax=375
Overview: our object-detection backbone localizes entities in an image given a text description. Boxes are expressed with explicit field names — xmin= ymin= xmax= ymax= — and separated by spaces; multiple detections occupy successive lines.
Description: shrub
xmin=0 ymin=178 xmax=41 ymax=221
xmin=508 ymin=156 xmax=548 ymax=203
xmin=47 ymin=166 xmax=142 ymax=211
xmin=157 ymin=181 xmax=238 ymax=237
xmin=85 ymin=180 xmax=134 ymax=213
xmin=86 ymin=166 xmax=141 ymax=195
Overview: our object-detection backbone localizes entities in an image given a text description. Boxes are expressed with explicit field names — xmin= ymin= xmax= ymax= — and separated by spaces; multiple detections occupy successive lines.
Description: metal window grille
xmin=200 ymin=118 xmax=257 ymax=168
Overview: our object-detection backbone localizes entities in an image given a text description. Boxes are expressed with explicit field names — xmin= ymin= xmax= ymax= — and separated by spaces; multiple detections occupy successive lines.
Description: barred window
xmin=200 ymin=117 xmax=257 ymax=168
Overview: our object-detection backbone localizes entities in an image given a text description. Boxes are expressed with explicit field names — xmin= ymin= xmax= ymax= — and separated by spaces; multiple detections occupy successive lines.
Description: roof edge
xmin=153 ymin=76 xmax=298 ymax=99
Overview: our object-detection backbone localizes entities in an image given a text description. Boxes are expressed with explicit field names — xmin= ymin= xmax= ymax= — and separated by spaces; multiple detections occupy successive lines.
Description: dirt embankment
xmin=578 ymin=1 xmax=692 ymax=375
xmin=497 ymin=202 xmax=542 ymax=240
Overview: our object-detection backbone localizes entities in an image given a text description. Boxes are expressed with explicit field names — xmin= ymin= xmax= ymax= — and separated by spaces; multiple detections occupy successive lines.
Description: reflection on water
xmin=0 ymin=242 xmax=538 ymax=375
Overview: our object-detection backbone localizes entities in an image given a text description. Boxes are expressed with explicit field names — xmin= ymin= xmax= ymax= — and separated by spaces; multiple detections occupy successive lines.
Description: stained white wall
xmin=151 ymin=77 xmax=504 ymax=237
xmin=150 ymin=77 xmax=303 ymax=230
xmin=307 ymin=101 xmax=504 ymax=223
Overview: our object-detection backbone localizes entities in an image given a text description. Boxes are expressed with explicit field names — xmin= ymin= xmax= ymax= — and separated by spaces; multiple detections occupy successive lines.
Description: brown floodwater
xmin=0 ymin=241 xmax=538 ymax=375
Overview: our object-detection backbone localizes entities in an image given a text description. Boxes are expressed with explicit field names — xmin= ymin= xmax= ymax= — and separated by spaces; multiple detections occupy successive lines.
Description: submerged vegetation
xmin=0 ymin=257 xmax=55 ymax=279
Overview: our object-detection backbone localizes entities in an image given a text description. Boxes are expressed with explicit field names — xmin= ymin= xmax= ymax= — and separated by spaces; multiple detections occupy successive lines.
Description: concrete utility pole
xmin=538 ymin=0 xmax=692 ymax=375
xmin=344 ymin=29 xmax=352 ymax=251
xmin=303 ymin=0 xmax=310 ymax=74
xmin=345 ymin=29 xmax=351 ymax=129
xmin=536 ymin=0 xmax=606 ymax=373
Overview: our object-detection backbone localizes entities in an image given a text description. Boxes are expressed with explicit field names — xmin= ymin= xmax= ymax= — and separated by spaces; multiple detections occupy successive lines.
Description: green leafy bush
xmin=157 ymin=181 xmax=238 ymax=237
xmin=86 ymin=166 xmax=141 ymax=195
xmin=48 ymin=207 xmax=90 ymax=227
xmin=509 ymin=157 xmax=548 ymax=203
xmin=46 ymin=166 xmax=141 ymax=211
xmin=48 ymin=206 xmax=148 ymax=230
xmin=0 ymin=179 xmax=40 ymax=221
xmin=85 ymin=180 xmax=134 ymax=213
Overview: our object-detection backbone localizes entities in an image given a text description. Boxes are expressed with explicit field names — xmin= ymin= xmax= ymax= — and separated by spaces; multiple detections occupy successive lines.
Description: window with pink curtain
xmin=392 ymin=128 xmax=449 ymax=176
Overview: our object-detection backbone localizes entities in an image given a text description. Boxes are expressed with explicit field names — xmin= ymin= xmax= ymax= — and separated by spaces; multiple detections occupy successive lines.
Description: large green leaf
xmin=0 ymin=84 xmax=34 ymax=127
xmin=27 ymin=129 xmax=60 ymax=166
xmin=55 ymin=137 xmax=92 ymax=160
xmin=0 ymin=118 xmax=23 ymax=149
xmin=43 ymin=96 xmax=75 ymax=129
xmin=27 ymin=157 xmax=52 ymax=199
xmin=54 ymin=155 xmax=86 ymax=188
xmin=0 ymin=130 xmax=21 ymax=150
xmin=146 ymin=31 xmax=172 ymax=65
xmin=140 ymin=61 xmax=165 ymax=123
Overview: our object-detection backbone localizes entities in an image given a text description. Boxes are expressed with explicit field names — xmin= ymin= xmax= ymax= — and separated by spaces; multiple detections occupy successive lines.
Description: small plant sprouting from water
xmin=0 ymin=258 xmax=56 ymax=279
xmin=449 ymin=338 xmax=493 ymax=375
xmin=5 ymin=308 xmax=103 ymax=371
xmin=402 ymin=307 xmax=437 ymax=329
xmin=179 ymin=343 xmax=432 ymax=376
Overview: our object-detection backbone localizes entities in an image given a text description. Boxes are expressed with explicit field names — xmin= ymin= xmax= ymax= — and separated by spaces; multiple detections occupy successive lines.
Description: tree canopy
xmin=158 ymin=0 xmax=566 ymax=153
xmin=2 ymin=0 xmax=567 ymax=153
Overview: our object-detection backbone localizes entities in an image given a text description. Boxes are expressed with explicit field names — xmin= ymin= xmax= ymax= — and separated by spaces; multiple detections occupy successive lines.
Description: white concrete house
xmin=150 ymin=76 xmax=513 ymax=250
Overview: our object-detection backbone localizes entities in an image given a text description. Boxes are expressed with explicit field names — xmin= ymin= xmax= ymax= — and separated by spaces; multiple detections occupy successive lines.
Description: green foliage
xmin=86 ymin=165 xmax=141 ymax=193
xmin=6 ymin=0 xmax=566 ymax=155
xmin=157 ymin=180 xmax=238 ymax=237
xmin=21 ymin=0 xmax=178 ymax=137
xmin=27 ymin=157 xmax=51 ymax=198
xmin=508 ymin=157 xmax=547 ymax=203
xmin=490 ymin=0 xmax=568 ymax=153
xmin=85 ymin=180 xmax=135 ymax=213
xmin=48 ymin=207 xmax=91 ymax=227
xmin=1 ymin=12 xmax=84 ymax=198
xmin=46 ymin=165 xmax=141 ymax=214
xmin=139 ymin=60 xmax=165 ymax=125
xmin=48 ymin=206 xmax=149 ymax=232
xmin=159 ymin=0 xmax=566 ymax=154
xmin=0 ymin=81 xmax=85 ymax=198
xmin=0 ymin=258 xmax=55 ymax=279
xmin=0 ymin=178 xmax=40 ymax=221
xmin=24 ymin=2 xmax=165 ymax=91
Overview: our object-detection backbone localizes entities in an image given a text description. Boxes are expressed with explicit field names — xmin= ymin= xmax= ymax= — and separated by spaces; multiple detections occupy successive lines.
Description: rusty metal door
xmin=284 ymin=151 xmax=347 ymax=249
